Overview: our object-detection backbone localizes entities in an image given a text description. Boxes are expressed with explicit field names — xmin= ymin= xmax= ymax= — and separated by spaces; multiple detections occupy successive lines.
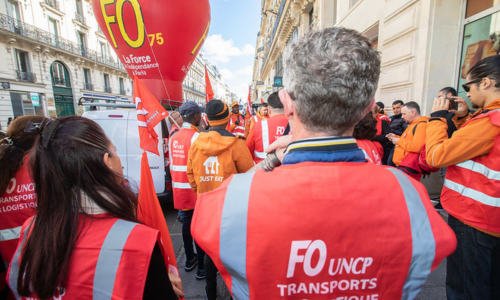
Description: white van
xmin=82 ymin=110 xmax=173 ymax=202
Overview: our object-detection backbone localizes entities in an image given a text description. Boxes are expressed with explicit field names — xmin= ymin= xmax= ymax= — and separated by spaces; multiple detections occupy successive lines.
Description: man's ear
xmin=103 ymin=152 xmax=112 ymax=170
xmin=363 ymin=98 xmax=376 ymax=117
xmin=279 ymin=89 xmax=295 ymax=119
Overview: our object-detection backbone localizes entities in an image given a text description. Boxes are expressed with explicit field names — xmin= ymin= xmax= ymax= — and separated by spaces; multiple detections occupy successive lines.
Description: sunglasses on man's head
xmin=462 ymin=77 xmax=496 ymax=92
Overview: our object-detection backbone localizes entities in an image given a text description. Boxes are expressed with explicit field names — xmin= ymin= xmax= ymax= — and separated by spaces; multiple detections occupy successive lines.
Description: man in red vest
xmin=168 ymin=101 xmax=205 ymax=280
xmin=191 ymin=27 xmax=456 ymax=300
xmin=247 ymin=92 xmax=288 ymax=163
xmin=246 ymin=103 xmax=269 ymax=138
xmin=426 ymin=55 xmax=500 ymax=300
xmin=227 ymin=101 xmax=246 ymax=139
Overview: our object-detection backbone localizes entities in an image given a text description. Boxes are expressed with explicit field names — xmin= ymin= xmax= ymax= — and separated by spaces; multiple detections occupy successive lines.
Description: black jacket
xmin=389 ymin=114 xmax=408 ymax=136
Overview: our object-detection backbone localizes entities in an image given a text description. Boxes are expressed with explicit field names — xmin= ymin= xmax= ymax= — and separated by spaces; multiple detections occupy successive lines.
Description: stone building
xmin=252 ymin=0 xmax=500 ymax=114
xmin=0 ymin=0 xmax=132 ymax=129
xmin=0 ymin=0 xmax=235 ymax=129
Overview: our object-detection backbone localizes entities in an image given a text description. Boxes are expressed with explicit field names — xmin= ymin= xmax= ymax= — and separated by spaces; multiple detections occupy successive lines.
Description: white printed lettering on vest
xmin=6 ymin=178 xmax=16 ymax=194
xmin=276 ymin=126 xmax=285 ymax=136
xmin=281 ymin=240 xmax=377 ymax=298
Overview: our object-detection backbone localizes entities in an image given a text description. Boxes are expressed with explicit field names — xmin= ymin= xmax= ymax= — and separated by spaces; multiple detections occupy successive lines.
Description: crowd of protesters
xmin=0 ymin=26 xmax=499 ymax=300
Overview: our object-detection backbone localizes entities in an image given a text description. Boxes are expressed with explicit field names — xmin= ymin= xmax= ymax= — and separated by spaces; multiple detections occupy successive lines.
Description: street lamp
xmin=261 ymin=10 xmax=277 ymax=18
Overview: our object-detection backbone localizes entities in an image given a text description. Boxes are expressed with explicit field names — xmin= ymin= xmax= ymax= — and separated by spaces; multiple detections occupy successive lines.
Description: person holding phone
xmin=427 ymin=55 xmax=500 ymax=300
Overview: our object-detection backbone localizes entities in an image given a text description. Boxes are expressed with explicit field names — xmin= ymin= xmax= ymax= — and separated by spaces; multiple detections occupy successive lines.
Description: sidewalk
xmin=164 ymin=203 xmax=231 ymax=300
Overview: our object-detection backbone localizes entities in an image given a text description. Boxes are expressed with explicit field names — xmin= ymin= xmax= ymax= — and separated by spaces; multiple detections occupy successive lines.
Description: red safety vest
xmin=356 ymin=139 xmax=383 ymax=165
xmin=169 ymin=123 xmax=200 ymax=210
xmin=442 ymin=109 xmax=500 ymax=233
xmin=8 ymin=215 xmax=159 ymax=300
xmin=228 ymin=114 xmax=246 ymax=137
xmin=0 ymin=161 xmax=36 ymax=265
xmin=192 ymin=163 xmax=456 ymax=299
xmin=250 ymin=115 xmax=288 ymax=163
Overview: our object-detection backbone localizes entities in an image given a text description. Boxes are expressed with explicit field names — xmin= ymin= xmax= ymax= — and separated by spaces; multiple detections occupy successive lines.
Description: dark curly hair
xmin=353 ymin=113 xmax=377 ymax=140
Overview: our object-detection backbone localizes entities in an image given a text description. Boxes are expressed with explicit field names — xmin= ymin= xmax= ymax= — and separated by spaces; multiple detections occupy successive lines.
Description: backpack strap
xmin=412 ymin=121 xmax=427 ymax=136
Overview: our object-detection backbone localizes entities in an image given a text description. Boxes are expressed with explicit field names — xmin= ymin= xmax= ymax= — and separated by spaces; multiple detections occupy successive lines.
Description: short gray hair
xmin=283 ymin=27 xmax=381 ymax=135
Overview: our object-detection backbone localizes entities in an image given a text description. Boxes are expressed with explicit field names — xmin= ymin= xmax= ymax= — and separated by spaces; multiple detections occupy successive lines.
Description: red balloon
xmin=91 ymin=0 xmax=211 ymax=105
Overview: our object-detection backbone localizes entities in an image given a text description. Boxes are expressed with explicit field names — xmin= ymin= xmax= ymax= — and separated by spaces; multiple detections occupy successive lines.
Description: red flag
xmin=138 ymin=152 xmax=179 ymax=275
xmin=246 ymin=86 xmax=252 ymax=118
xmin=133 ymin=76 xmax=169 ymax=155
xmin=261 ymin=98 xmax=264 ymax=104
xmin=205 ymin=65 xmax=214 ymax=103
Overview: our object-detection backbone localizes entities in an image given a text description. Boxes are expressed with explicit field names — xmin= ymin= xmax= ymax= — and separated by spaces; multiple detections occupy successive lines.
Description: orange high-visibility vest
xmin=442 ymin=109 xmax=500 ymax=233
xmin=192 ymin=163 xmax=456 ymax=299
xmin=0 ymin=161 xmax=36 ymax=265
xmin=8 ymin=215 xmax=159 ymax=300
xmin=247 ymin=115 xmax=288 ymax=163
xmin=169 ymin=123 xmax=199 ymax=210
xmin=228 ymin=114 xmax=246 ymax=137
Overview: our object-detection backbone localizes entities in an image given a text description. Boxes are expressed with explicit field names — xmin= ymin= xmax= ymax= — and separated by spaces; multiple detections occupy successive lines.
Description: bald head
xmin=169 ymin=111 xmax=183 ymax=127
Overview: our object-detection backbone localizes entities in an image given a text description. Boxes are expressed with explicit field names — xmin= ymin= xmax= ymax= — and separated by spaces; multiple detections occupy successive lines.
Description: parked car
xmin=82 ymin=109 xmax=173 ymax=203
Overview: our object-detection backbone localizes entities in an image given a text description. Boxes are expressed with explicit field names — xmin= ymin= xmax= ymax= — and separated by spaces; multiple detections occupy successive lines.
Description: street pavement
xmin=162 ymin=202 xmax=449 ymax=300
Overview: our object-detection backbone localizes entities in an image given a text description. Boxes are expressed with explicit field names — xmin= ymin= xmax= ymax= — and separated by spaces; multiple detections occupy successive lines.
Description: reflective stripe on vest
xmin=9 ymin=220 xmax=139 ymax=300
xmin=387 ymin=169 xmax=435 ymax=299
xmin=172 ymin=182 xmax=192 ymax=189
xmin=253 ymin=116 xmax=258 ymax=122
xmin=0 ymin=226 xmax=22 ymax=241
xmin=170 ymin=165 xmax=187 ymax=172
xmin=445 ymin=179 xmax=500 ymax=207
xmin=170 ymin=127 xmax=199 ymax=191
xmin=455 ymin=159 xmax=500 ymax=181
xmin=254 ymin=119 xmax=269 ymax=159
xmin=360 ymin=149 xmax=373 ymax=163
xmin=219 ymin=173 xmax=255 ymax=299
xmin=9 ymin=224 xmax=30 ymax=299
xmin=93 ymin=220 xmax=137 ymax=299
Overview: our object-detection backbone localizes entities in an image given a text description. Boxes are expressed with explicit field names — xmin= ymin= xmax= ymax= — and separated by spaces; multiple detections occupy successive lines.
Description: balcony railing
xmin=16 ymin=70 xmax=36 ymax=83
xmin=255 ymin=81 xmax=264 ymax=86
xmin=45 ymin=0 xmax=60 ymax=10
xmin=75 ymin=13 xmax=85 ymax=24
xmin=104 ymin=86 xmax=112 ymax=93
xmin=257 ymin=46 xmax=264 ymax=53
xmin=0 ymin=13 xmax=124 ymax=70
xmin=53 ymin=77 xmax=66 ymax=86
xmin=262 ymin=0 xmax=286 ymax=71
xmin=119 ymin=88 xmax=126 ymax=95
xmin=182 ymin=84 xmax=205 ymax=97
xmin=83 ymin=82 xmax=93 ymax=90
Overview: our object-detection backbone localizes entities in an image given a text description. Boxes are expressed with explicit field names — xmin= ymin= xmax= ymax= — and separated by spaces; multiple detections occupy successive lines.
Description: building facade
xmin=252 ymin=0 xmax=500 ymax=114
xmin=0 ymin=0 xmax=133 ymax=129
xmin=0 ymin=0 xmax=235 ymax=129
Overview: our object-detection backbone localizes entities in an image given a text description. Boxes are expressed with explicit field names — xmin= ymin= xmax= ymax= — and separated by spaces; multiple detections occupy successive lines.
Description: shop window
xmin=466 ymin=0 xmax=500 ymax=18
xmin=10 ymin=92 xmax=37 ymax=117
xmin=458 ymin=9 xmax=500 ymax=101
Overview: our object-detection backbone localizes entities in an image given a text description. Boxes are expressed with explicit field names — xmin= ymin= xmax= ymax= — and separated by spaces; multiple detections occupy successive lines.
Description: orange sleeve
xmin=186 ymin=146 xmax=197 ymax=194
xmin=233 ymin=140 xmax=255 ymax=173
xmin=452 ymin=113 xmax=472 ymax=129
xmin=396 ymin=123 xmax=427 ymax=153
xmin=246 ymin=127 xmax=256 ymax=161
xmin=426 ymin=117 xmax=500 ymax=168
